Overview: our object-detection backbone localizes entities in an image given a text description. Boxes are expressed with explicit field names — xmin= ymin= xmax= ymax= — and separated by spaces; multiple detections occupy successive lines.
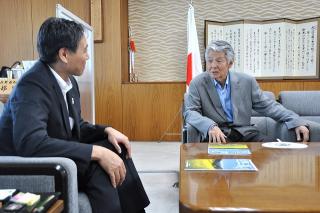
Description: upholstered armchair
xmin=279 ymin=91 xmax=320 ymax=142
xmin=182 ymin=91 xmax=280 ymax=143
xmin=182 ymin=91 xmax=320 ymax=143
xmin=0 ymin=157 xmax=92 ymax=213
xmin=0 ymin=100 xmax=92 ymax=213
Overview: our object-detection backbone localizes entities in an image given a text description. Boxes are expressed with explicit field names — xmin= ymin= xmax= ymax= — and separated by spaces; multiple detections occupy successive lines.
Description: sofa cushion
xmin=279 ymin=91 xmax=320 ymax=116
xmin=301 ymin=116 xmax=320 ymax=124
xmin=250 ymin=117 xmax=279 ymax=139
xmin=0 ymin=176 xmax=54 ymax=192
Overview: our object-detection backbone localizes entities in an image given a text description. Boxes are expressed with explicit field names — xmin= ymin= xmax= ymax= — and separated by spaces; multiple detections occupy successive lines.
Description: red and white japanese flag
xmin=186 ymin=4 xmax=202 ymax=87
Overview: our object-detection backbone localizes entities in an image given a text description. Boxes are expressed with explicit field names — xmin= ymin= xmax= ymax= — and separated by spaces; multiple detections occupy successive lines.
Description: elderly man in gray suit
xmin=184 ymin=40 xmax=309 ymax=143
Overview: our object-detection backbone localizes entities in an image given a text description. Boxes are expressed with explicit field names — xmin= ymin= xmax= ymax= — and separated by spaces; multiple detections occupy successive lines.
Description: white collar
xmin=48 ymin=65 xmax=73 ymax=93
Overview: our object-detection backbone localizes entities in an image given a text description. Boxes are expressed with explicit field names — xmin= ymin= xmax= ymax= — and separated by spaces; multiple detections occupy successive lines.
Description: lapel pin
xmin=71 ymin=97 xmax=74 ymax=104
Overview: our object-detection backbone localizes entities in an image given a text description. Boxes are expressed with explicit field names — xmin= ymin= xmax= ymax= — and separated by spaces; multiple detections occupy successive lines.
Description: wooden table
xmin=0 ymin=199 xmax=63 ymax=213
xmin=47 ymin=200 xmax=64 ymax=213
xmin=180 ymin=142 xmax=320 ymax=212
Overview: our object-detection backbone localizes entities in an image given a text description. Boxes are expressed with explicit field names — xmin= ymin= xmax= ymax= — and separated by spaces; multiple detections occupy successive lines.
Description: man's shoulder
xmin=20 ymin=61 xmax=51 ymax=82
xmin=230 ymin=71 xmax=256 ymax=84
xmin=190 ymin=72 xmax=208 ymax=84
xmin=14 ymin=61 xmax=54 ymax=93
xmin=231 ymin=71 xmax=253 ymax=79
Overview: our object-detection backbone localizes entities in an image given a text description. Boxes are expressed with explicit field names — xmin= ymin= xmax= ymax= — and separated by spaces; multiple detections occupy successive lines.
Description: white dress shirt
xmin=49 ymin=66 xmax=74 ymax=129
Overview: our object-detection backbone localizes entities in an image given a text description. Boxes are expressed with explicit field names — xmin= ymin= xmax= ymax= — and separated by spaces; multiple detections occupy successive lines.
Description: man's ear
xmin=58 ymin=48 xmax=68 ymax=64
xmin=228 ymin=61 xmax=233 ymax=69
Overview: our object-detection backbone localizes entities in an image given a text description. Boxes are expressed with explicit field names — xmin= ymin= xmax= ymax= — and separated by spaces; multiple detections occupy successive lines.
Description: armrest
xmin=182 ymin=125 xmax=187 ymax=144
xmin=277 ymin=125 xmax=296 ymax=142
xmin=306 ymin=120 xmax=320 ymax=142
xmin=186 ymin=123 xmax=201 ymax=143
xmin=277 ymin=120 xmax=320 ymax=142
xmin=0 ymin=157 xmax=78 ymax=213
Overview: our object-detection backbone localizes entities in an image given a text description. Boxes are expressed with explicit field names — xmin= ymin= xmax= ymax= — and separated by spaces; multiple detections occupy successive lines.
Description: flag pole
xmin=128 ymin=25 xmax=137 ymax=82
xmin=186 ymin=2 xmax=203 ymax=89
xmin=159 ymin=1 xmax=202 ymax=142
xmin=129 ymin=26 xmax=133 ymax=81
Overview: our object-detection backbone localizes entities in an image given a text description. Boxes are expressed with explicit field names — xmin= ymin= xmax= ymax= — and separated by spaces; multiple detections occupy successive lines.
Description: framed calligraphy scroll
xmin=205 ymin=18 xmax=320 ymax=79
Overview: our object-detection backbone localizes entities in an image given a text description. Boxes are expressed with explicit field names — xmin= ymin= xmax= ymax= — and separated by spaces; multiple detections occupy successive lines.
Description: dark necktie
xmin=66 ymin=91 xmax=75 ymax=119
xmin=66 ymin=91 xmax=80 ymax=140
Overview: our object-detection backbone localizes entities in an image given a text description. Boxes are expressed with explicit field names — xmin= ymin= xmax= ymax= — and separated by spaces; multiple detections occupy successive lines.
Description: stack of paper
xmin=0 ymin=189 xmax=18 ymax=207
xmin=208 ymin=144 xmax=251 ymax=155
xmin=185 ymin=159 xmax=258 ymax=171
xmin=10 ymin=192 xmax=40 ymax=206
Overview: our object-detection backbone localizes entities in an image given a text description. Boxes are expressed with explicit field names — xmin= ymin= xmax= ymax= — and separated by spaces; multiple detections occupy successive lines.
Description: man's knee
xmin=93 ymin=140 xmax=128 ymax=158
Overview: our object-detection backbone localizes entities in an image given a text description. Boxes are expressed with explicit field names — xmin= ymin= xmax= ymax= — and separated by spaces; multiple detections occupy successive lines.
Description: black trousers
xmin=203 ymin=127 xmax=275 ymax=143
xmin=78 ymin=141 xmax=150 ymax=213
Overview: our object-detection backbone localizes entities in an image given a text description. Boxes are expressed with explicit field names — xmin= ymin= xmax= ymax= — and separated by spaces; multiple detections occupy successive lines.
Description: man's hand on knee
xmin=91 ymin=145 xmax=126 ymax=188
xmin=105 ymin=127 xmax=131 ymax=159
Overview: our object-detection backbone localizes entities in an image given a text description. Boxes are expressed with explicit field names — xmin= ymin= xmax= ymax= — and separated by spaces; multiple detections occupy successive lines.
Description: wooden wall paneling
xmin=278 ymin=81 xmax=304 ymax=93
xmin=303 ymin=81 xmax=320 ymax=90
xmin=94 ymin=0 xmax=123 ymax=130
xmin=121 ymin=84 xmax=142 ymax=140
xmin=258 ymin=80 xmax=304 ymax=97
xmin=316 ymin=156 xmax=320 ymax=192
xmin=31 ymin=0 xmax=57 ymax=58
xmin=122 ymin=83 xmax=185 ymax=141
xmin=120 ymin=0 xmax=129 ymax=83
xmin=158 ymin=83 xmax=186 ymax=141
xmin=258 ymin=81 xmax=282 ymax=97
xmin=0 ymin=0 xmax=33 ymax=66
xmin=58 ymin=0 xmax=90 ymax=21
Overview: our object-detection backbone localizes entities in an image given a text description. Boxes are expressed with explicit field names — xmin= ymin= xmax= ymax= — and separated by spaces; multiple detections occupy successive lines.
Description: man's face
xmin=66 ymin=35 xmax=89 ymax=76
xmin=206 ymin=51 xmax=233 ymax=83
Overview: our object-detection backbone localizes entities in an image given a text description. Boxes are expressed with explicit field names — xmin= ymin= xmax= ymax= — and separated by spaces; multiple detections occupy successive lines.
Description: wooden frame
xmin=90 ymin=0 xmax=103 ymax=42
xmin=205 ymin=18 xmax=320 ymax=79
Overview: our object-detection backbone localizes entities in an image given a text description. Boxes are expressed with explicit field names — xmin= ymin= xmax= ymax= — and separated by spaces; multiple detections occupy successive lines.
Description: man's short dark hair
xmin=37 ymin=17 xmax=84 ymax=64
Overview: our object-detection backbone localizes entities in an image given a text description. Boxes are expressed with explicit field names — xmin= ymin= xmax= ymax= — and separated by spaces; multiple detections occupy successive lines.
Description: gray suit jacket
xmin=184 ymin=71 xmax=306 ymax=139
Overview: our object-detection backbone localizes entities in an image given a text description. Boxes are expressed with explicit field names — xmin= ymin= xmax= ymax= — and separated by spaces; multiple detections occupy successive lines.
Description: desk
xmin=180 ymin=143 xmax=320 ymax=212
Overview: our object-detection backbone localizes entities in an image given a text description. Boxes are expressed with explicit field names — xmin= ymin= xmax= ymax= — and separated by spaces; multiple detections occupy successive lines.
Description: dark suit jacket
xmin=184 ymin=71 xmax=307 ymax=139
xmin=0 ymin=61 xmax=106 ymax=174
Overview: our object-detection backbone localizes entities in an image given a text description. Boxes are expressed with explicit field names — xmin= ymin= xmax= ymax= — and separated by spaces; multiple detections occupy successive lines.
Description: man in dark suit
xmin=184 ymin=40 xmax=309 ymax=143
xmin=0 ymin=17 xmax=149 ymax=213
